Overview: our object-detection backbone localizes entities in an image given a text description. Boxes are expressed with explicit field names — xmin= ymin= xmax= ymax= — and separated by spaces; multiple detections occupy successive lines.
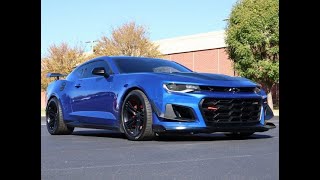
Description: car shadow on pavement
xmin=154 ymin=133 xmax=273 ymax=141
xmin=72 ymin=130 xmax=273 ymax=141
xmin=72 ymin=130 xmax=127 ymax=139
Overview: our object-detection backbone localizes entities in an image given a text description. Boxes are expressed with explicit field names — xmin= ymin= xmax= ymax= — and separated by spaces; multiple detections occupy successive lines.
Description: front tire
xmin=121 ymin=90 xmax=154 ymax=141
xmin=46 ymin=97 xmax=74 ymax=135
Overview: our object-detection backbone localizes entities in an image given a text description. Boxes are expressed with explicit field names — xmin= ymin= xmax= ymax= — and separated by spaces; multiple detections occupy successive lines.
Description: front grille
xmin=200 ymin=86 xmax=255 ymax=93
xmin=200 ymin=98 xmax=261 ymax=125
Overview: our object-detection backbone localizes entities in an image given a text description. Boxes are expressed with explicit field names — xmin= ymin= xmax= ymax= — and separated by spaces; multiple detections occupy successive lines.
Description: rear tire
xmin=224 ymin=132 xmax=254 ymax=138
xmin=121 ymin=90 xmax=154 ymax=141
xmin=46 ymin=97 xmax=74 ymax=135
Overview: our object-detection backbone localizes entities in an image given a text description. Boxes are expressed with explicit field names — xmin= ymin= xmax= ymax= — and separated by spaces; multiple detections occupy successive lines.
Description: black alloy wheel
xmin=121 ymin=90 xmax=154 ymax=141
xmin=46 ymin=97 xmax=74 ymax=135
xmin=47 ymin=100 xmax=58 ymax=131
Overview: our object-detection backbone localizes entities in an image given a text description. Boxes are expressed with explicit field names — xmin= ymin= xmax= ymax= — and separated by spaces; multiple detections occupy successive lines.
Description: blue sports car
xmin=45 ymin=56 xmax=276 ymax=141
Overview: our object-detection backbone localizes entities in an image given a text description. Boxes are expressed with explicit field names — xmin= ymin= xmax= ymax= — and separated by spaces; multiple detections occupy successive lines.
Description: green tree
xmin=41 ymin=43 xmax=87 ymax=91
xmin=225 ymin=0 xmax=279 ymax=109
xmin=94 ymin=21 xmax=162 ymax=58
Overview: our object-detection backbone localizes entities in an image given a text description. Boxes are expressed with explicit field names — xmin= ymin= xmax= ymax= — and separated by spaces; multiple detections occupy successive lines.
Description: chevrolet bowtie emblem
xmin=229 ymin=88 xmax=240 ymax=93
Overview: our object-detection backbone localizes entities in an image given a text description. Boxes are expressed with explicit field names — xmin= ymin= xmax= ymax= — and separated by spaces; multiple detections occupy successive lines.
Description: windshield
xmin=113 ymin=58 xmax=192 ymax=73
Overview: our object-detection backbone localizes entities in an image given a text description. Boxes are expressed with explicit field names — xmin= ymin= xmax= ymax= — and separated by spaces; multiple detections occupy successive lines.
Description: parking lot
xmin=41 ymin=117 xmax=279 ymax=180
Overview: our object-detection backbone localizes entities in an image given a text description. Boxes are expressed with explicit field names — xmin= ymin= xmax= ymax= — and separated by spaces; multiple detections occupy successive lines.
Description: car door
xmin=69 ymin=65 xmax=90 ymax=116
xmin=78 ymin=60 xmax=116 ymax=126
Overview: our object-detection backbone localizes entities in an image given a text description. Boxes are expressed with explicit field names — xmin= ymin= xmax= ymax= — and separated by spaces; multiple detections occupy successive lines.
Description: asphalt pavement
xmin=41 ymin=117 xmax=279 ymax=180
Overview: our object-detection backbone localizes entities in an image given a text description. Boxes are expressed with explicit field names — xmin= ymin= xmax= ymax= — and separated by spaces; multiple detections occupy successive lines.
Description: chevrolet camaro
xmin=45 ymin=56 xmax=276 ymax=140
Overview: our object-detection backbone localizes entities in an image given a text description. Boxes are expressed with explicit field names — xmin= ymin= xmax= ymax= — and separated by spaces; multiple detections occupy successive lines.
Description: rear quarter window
xmin=66 ymin=66 xmax=84 ymax=81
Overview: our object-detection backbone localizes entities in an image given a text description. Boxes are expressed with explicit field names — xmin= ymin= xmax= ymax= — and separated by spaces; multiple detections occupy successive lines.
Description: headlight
xmin=254 ymin=87 xmax=261 ymax=93
xmin=163 ymin=83 xmax=200 ymax=93
xmin=254 ymin=85 xmax=261 ymax=93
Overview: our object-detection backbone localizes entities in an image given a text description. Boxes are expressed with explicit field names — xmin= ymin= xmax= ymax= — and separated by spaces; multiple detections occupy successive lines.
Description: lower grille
xmin=200 ymin=98 xmax=261 ymax=125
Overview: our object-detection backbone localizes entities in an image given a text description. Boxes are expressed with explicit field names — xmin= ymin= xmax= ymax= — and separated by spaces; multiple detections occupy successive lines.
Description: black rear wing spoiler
xmin=46 ymin=73 xmax=67 ymax=80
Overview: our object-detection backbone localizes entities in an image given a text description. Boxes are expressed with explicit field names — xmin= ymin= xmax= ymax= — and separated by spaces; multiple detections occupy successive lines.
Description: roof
xmin=153 ymin=30 xmax=226 ymax=55
xmin=82 ymin=56 xmax=168 ymax=65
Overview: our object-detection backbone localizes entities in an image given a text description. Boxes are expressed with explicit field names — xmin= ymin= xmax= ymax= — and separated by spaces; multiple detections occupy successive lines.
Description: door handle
xmin=75 ymin=84 xmax=81 ymax=88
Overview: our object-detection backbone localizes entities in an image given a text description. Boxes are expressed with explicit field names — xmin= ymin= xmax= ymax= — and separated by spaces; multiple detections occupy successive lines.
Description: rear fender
xmin=45 ymin=80 xmax=71 ymax=119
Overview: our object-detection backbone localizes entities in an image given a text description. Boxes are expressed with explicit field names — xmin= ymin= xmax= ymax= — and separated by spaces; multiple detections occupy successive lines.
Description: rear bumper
xmin=153 ymin=122 xmax=276 ymax=134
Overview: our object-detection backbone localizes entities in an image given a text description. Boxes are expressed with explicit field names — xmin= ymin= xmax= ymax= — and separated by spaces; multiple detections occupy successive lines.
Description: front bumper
xmin=153 ymin=122 xmax=276 ymax=133
xmin=151 ymin=90 xmax=276 ymax=133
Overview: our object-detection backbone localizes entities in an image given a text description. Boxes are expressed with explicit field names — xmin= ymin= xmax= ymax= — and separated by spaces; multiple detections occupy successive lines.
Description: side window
xmin=69 ymin=66 xmax=84 ymax=80
xmin=82 ymin=66 xmax=89 ymax=78
xmin=78 ymin=68 xmax=84 ymax=78
xmin=82 ymin=63 xmax=94 ymax=78
xmin=67 ymin=63 xmax=96 ymax=80
xmin=78 ymin=60 xmax=112 ymax=79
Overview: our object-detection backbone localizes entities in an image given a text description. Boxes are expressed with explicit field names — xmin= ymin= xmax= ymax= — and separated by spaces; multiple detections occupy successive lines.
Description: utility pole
xmin=85 ymin=40 xmax=98 ymax=53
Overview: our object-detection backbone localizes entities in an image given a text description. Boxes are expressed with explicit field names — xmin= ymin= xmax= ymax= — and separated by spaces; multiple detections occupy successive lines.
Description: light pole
xmin=85 ymin=40 xmax=98 ymax=53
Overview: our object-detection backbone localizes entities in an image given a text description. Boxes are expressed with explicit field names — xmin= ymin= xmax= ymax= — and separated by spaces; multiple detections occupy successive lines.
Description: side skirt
xmin=66 ymin=121 xmax=120 ymax=131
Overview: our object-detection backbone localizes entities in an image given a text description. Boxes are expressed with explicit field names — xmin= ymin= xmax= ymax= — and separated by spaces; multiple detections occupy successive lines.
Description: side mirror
xmin=92 ymin=67 xmax=109 ymax=78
